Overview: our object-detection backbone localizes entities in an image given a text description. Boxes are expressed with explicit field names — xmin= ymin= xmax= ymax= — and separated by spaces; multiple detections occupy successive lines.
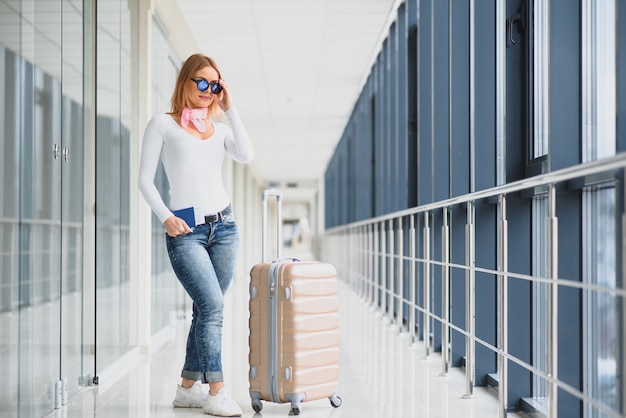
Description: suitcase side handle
xmin=262 ymin=188 xmax=282 ymax=262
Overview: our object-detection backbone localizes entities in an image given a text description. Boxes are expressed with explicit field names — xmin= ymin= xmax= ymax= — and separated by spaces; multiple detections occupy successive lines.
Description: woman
xmin=138 ymin=53 xmax=254 ymax=416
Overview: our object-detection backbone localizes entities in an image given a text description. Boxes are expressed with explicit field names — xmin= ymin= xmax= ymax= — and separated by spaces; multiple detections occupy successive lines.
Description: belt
xmin=204 ymin=204 xmax=232 ymax=224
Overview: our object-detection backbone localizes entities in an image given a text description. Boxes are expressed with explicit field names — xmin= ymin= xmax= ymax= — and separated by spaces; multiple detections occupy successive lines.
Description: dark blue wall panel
xmin=550 ymin=0 xmax=581 ymax=171
xmin=450 ymin=0 xmax=470 ymax=198
xmin=474 ymin=200 xmax=497 ymax=385
xmin=474 ymin=1 xmax=496 ymax=192
xmin=619 ymin=0 xmax=626 ymax=153
xmin=557 ymin=190 xmax=583 ymax=417
xmin=449 ymin=0 xmax=471 ymax=366
xmin=450 ymin=205 xmax=467 ymax=367
xmin=433 ymin=0 xmax=450 ymax=202
xmin=506 ymin=196 xmax=532 ymax=404
xmin=418 ymin=0 xmax=433 ymax=205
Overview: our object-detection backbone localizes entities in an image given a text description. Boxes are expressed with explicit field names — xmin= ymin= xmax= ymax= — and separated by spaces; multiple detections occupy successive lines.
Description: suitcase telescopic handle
xmin=262 ymin=188 xmax=282 ymax=262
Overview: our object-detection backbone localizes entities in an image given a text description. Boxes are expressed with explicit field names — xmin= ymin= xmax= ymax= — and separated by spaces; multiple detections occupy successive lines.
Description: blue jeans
xmin=166 ymin=211 xmax=239 ymax=383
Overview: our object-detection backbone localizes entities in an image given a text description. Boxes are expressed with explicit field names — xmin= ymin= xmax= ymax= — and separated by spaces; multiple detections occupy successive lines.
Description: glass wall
xmin=0 ymin=1 xmax=257 ymax=416
xmin=95 ymin=0 xmax=132 ymax=372
xmin=0 ymin=0 xmax=89 ymax=416
xmin=581 ymin=1 xmax=618 ymax=416
xmin=150 ymin=17 xmax=181 ymax=335
xmin=0 ymin=43 xmax=22 ymax=418
xmin=61 ymin=0 xmax=88 ymax=401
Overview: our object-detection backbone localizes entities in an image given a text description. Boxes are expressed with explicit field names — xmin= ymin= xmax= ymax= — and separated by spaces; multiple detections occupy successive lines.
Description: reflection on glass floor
xmin=41 ymin=270 xmax=521 ymax=418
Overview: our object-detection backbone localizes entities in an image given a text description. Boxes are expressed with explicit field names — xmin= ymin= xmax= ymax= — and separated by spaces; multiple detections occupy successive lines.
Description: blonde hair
xmin=170 ymin=53 xmax=222 ymax=116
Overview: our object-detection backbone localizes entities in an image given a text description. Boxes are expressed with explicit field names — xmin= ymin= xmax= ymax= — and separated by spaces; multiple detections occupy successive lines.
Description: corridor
xmin=44 ymin=255 xmax=521 ymax=418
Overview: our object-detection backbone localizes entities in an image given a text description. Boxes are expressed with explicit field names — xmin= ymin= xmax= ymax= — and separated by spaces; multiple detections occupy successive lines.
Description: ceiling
xmin=0 ymin=0 xmax=400 ymax=201
xmin=173 ymin=0 xmax=401 ymax=194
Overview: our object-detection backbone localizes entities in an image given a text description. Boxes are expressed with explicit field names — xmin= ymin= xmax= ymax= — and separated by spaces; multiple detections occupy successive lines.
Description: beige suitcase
xmin=248 ymin=189 xmax=342 ymax=415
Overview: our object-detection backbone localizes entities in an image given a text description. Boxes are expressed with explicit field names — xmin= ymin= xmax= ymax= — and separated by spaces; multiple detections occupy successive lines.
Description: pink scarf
xmin=181 ymin=107 xmax=208 ymax=133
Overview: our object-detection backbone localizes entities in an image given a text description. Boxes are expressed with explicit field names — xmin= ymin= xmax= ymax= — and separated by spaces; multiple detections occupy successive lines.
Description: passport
xmin=172 ymin=207 xmax=196 ymax=228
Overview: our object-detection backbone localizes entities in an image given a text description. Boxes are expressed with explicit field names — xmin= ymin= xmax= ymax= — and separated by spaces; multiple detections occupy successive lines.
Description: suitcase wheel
xmin=289 ymin=404 xmax=301 ymax=415
xmin=251 ymin=399 xmax=262 ymax=413
xmin=330 ymin=394 xmax=342 ymax=408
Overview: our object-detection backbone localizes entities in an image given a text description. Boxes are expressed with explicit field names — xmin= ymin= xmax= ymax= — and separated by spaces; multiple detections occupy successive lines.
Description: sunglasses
xmin=190 ymin=78 xmax=223 ymax=94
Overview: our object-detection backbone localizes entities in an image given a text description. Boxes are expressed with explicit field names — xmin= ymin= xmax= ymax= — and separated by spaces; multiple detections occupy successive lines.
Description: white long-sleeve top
xmin=138 ymin=107 xmax=254 ymax=225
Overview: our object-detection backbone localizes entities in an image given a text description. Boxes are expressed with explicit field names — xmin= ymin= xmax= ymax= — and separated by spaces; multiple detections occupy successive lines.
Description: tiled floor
xmin=45 ymin=266 xmax=521 ymax=418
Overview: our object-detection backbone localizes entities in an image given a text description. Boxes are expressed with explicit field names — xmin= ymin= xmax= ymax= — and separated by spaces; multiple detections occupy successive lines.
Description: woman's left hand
xmin=217 ymin=79 xmax=231 ymax=111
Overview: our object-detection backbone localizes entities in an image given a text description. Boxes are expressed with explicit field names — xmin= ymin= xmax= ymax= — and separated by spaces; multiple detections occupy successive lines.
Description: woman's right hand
xmin=164 ymin=216 xmax=192 ymax=237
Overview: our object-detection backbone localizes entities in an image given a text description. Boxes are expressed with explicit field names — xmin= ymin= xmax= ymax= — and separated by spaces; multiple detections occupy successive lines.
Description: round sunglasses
xmin=190 ymin=78 xmax=223 ymax=94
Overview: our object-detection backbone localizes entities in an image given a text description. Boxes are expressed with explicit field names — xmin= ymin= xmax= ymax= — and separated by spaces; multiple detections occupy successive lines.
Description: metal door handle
xmin=63 ymin=147 xmax=70 ymax=163
xmin=508 ymin=12 xmax=522 ymax=45
xmin=507 ymin=2 xmax=527 ymax=47
xmin=53 ymin=143 xmax=60 ymax=160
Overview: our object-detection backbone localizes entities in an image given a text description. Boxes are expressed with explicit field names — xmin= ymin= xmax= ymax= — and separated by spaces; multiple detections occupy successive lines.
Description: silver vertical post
xmin=388 ymin=219 xmax=395 ymax=321
xmin=361 ymin=226 xmax=366 ymax=299
xmin=349 ymin=228 xmax=354 ymax=289
xmin=469 ymin=0 xmax=476 ymax=193
xmin=466 ymin=0 xmax=477 ymax=398
xmin=497 ymin=194 xmax=508 ymax=417
xmin=494 ymin=0 xmax=508 ymax=404
xmin=381 ymin=222 xmax=387 ymax=316
xmin=365 ymin=224 xmax=374 ymax=305
xmin=341 ymin=229 xmax=345 ymax=281
xmin=348 ymin=229 xmax=352 ymax=285
xmin=622 ymin=178 xmax=626 ymax=416
xmin=373 ymin=224 xmax=380 ymax=309
xmin=424 ymin=212 xmax=432 ymax=357
xmin=441 ymin=207 xmax=450 ymax=376
xmin=495 ymin=0 xmax=506 ymax=186
xmin=356 ymin=227 xmax=361 ymax=296
xmin=463 ymin=201 xmax=476 ymax=398
xmin=262 ymin=188 xmax=282 ymax=263
xmin=495 ymin=0 xmax=508 ymax=409
xmin=409 ymin=215 xmax=417 ymax=344
xmin=547 ymin=184 xmax=559 ymax=418
xmin=398 ymin=217 xmax=405 ymax=331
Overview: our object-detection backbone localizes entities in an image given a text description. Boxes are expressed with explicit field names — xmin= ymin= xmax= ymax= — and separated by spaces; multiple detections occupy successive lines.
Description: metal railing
xmin=321 ymin=153 xmax=626 ymax=418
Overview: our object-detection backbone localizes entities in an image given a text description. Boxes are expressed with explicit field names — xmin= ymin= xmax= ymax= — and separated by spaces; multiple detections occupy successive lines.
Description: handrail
xmin=326 ymin=152 xmax=626 ymax=231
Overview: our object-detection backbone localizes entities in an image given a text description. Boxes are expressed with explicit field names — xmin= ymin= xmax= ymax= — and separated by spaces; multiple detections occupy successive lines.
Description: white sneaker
xmin=203 ymin=388 xmax=243 ymax=417
xmin=172 ymin=381 xmax=207 ymax=408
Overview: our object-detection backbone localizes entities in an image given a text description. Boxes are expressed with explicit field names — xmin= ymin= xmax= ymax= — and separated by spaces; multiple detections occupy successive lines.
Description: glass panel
xmin=581 ymin=2 xmax=618 ymax=415
xmin=532 ymin=0 xmax=549 ymax=159
xmin=150 ymin=17 xmax=180 ymax=334
xmin=0 ymin=44 xmax=21 ymax=417
xmin=582 ymin=0 xmax=616 ymax=162
xmin=95 ymin=0 xmax=131 ymax=373
xmin=583 ymin=186 xmax=618 ymax=418
xmin=120 ymin=1 xmax=131 ymax=347
xmin=18 ymin=0 xmax=63 ymax=415
xmin=81 ymin=0 xmax=96 ymax=389
xmin=593 ymin=1 xmax=616 ymax=159
xmin=60 ymin=0 xmax=86 ymax=399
